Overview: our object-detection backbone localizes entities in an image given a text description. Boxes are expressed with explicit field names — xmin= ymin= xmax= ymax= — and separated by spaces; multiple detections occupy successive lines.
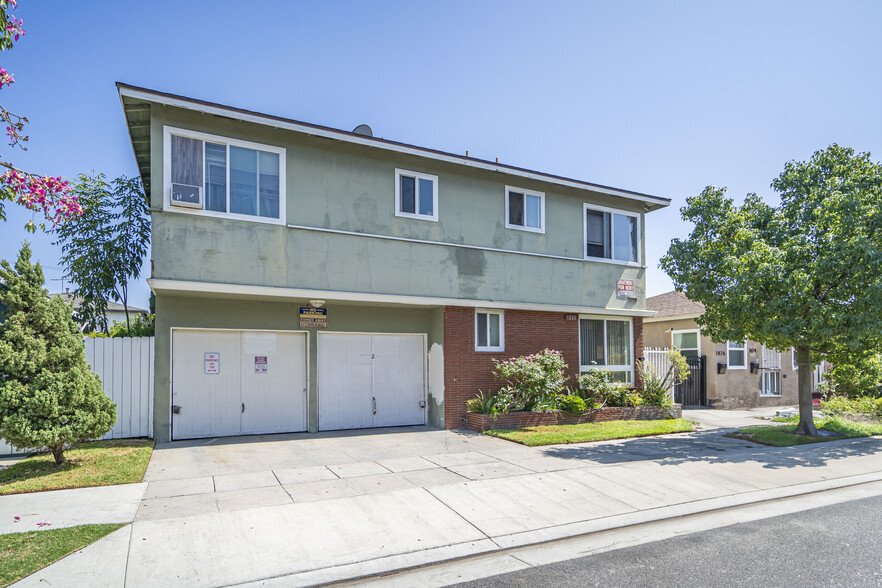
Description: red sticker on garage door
xmin=204 ymin=352 xmax=220 ymax=375
xmin=254 ymin=355 xmax=268 ymax=374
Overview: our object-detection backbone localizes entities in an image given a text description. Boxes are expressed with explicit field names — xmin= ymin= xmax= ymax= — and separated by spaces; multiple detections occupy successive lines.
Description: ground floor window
xmin=475 ymin=309 xmax=504 ymax=351
xmin=672 ymin=329 xmax=700 ymax=357
xmin=579 ymin=316 xmax=633 ymax=383
xmin=728 ymin=341 xmax=746 ymax=368
xmin=761 ymin=346 xmax=782 ymax=396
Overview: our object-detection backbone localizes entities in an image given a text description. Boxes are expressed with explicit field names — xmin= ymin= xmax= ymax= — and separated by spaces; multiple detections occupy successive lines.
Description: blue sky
xmin=2 ymin=1 xmax=881 ymax=308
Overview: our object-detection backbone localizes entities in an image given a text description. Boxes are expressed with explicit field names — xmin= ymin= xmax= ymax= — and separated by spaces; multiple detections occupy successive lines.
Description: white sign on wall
xmin=204 ymin=352 xmax=220 ymax=375
xmin=254 ymin=355 xmax=268 ymax=374
xmin=244 ymin=332 xmax=277 ymax=355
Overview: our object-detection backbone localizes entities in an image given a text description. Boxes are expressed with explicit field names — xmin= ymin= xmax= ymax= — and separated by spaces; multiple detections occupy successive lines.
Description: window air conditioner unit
xmin=170 ymin=183 xmax=203 ymax=209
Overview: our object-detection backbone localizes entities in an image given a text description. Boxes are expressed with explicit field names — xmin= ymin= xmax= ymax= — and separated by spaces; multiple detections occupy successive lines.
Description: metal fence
xmin=0 ymin=336 xmax=154 ymax=456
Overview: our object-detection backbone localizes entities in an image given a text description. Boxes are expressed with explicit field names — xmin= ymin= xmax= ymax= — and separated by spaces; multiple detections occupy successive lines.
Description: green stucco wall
xmin=148 ymin=104 xmax=648 ymax=311
xmin=154 ymin=294 xmax=444 ymax=442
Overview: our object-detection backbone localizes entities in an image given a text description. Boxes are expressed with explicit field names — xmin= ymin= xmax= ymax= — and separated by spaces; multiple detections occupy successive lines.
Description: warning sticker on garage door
xmin=254 ymin=356 xmax=268 ymax=374
xmin=204 ymin=352 xmax=220 ymax=375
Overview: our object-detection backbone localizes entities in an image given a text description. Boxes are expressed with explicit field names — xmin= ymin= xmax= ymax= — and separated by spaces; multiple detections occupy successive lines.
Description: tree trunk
xmin=794 ymin=346 xmax=817 ymax=436
xmin=49 ymin=443 xmax=66 ymax=465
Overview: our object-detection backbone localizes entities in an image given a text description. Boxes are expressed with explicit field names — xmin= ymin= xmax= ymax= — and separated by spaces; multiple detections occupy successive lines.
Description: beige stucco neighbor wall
xmin=154 ymin=294 xmax=444 ymax=442
xmin=643 ymin=317 xmax=798 ymax=409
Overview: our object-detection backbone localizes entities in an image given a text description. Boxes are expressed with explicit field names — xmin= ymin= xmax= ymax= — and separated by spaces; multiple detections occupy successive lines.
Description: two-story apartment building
xmin=118 ymin=83 xmax=670 ymax=442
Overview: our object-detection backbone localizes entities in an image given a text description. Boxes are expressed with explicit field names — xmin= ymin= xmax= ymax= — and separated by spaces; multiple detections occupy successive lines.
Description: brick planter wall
xmin=466 ymin=404 xmax=682 ymax=432
xmin=443 ymin=306 xmax=580 ymax=428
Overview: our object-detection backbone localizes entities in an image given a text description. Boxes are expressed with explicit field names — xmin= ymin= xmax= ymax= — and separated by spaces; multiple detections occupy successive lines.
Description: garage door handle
xmin=372 ymin=397 xmax=377 ymax=415
xmin=241 ymin=403 xmax=245 ymax=413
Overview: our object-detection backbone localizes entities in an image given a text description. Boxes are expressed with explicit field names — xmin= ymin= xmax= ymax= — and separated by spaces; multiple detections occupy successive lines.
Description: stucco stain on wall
xmin=448 ymin=247 xmax=487 ymax=299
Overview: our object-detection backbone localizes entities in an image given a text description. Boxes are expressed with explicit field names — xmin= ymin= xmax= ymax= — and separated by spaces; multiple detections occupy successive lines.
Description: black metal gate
xmin=675 ymin=354 xmax=706 ymax=406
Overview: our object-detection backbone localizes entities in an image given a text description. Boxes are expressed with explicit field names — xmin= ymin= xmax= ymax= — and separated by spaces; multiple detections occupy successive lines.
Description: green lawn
xmin=0 ymin=524 xmax=124 ymax=587
xmin=733 ymin=416 xmax=882 ymax=447
xmin=0 ymin=439 xmax=153 ymax=495
xmin=485 ymin=418 xmax=696 ymax=446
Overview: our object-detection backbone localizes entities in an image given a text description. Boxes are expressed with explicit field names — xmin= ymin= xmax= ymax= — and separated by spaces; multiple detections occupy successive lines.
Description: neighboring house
xmin=118 ymin=82 xmax=670 ymax=442
xmin=644 ymin=291 xmax=825 ymax=409
xmin=51 ymin=290 xmax=149 ymax=331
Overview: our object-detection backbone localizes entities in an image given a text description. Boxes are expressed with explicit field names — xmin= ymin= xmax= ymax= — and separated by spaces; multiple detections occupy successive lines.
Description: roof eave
xmin=116 ymin=82 xmax=671 ymax=211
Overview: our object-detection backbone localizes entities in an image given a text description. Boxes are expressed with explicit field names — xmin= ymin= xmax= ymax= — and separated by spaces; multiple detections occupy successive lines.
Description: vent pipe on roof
xmin=352 ymin=124 xmax=373 ymax=137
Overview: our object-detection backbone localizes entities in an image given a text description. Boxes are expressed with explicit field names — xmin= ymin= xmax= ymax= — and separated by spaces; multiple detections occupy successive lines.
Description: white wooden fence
xmin=642 ymin=346 xmax=675 ymax=400
xmin=0 ymin=337 xmax=154 ymax=456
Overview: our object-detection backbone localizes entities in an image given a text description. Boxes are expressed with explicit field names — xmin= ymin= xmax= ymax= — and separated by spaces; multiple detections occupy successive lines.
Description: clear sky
xmin=2 ymin=0 xmax=881 ymax=308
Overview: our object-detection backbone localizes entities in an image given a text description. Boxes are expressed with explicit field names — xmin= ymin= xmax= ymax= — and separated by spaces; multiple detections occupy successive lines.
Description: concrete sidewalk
xmin=6 ymin=425 xmax=882 ymax=587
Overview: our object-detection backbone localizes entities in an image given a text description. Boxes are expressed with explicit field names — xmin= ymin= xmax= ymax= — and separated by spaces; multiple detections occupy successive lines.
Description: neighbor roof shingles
xmin=646 ymin=291 xmax=705 ymax=318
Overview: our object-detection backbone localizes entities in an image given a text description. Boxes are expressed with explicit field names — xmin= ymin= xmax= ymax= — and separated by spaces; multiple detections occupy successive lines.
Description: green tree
xmin=0 ymin=243 xmax=116 ymax=464
xmin=661 ymin=145 xmax=882 ymax=436
xmin=53 ymin=173 xmax=150 ymax=334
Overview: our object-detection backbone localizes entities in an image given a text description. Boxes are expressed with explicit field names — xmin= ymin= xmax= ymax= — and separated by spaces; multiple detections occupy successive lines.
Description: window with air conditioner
xmin=164 ymin=126 xmax=285 ymax=224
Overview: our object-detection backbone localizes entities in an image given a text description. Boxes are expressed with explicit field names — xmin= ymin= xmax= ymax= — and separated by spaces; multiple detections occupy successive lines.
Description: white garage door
xmin=318 ymin=333 xmax=425 ymax=431
xmin=172 ymin=329 xmax=308 ymax=439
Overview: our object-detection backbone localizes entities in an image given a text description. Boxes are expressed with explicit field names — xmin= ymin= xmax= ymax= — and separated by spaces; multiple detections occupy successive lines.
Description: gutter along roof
xmin=116 ymin=82 xmax=671 ymax=212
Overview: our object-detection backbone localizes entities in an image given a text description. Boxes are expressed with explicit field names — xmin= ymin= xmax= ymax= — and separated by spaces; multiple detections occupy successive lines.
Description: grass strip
xmin=0 ymin=523 xmax=125 ymax=587
xmin=733 ymin=416 xmax=882 ymax=447
xmin=0 ymin=439 xmax=153 ymax=495
xmin=485 ymin=418 xmax=696 ymax=446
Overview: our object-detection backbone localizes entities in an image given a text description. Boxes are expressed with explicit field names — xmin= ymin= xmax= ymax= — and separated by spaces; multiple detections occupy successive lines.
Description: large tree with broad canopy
xmin=661 ymin=144 xmax=882 ymax=435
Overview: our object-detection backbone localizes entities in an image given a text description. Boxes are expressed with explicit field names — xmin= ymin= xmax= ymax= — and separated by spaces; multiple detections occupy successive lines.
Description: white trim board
xmin=118 ymin=84 xmax=670 ymax=209
xmin=148 ymin=278 xmax=657 ymax=317
xmin=285 ymin=223 xmax=648 ymax=267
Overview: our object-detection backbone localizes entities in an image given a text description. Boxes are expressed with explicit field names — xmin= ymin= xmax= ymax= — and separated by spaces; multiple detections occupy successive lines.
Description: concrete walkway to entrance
xmin=6 ymin=420 xmax=882 ymax=587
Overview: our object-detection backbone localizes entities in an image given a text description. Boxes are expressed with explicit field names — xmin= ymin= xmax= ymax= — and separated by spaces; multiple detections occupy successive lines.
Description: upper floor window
xmin=164 ymin=126 xmax=285 ymax=224
xmin=505 ymin=186 xmax=545 ymax=233
xmin=475 ymin=309 xmax=504 ymax=352
xmin=584 ymin=204 xmax=640 ymax=264
xmin=395 ymin=168 xmax=438 ymax=222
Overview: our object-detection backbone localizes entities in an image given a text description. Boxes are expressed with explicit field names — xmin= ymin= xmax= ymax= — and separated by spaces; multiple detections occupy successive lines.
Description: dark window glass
xmin=586 ymin=209 xmax=610 ymax=258
xmin=418 ymin=178 xmax=433 ymax=216
xmin=172 ymin=135 xmax=203 ymax=187
xmin=204 ymin=142 xmax=226 ymax=212
xmin=400 ymin=175 xmax=416 ymax=214
xmin=579 ymin=319 xmax=605 ymax=366
xmin=476 ymin=313 xmax=488 ymax=347
xmin=230 ymin=146 xmax=257 ymax=216
xmin=509 ymin=191 xmax=524 ymax=226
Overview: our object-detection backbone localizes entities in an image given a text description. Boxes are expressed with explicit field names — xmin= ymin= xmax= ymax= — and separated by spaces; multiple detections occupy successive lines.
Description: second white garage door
xmin=317 ymin=333 xmax=425 ymax=431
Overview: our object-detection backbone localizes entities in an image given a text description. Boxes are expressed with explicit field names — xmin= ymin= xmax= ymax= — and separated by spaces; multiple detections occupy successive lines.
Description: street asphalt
xmin=454 ymin=493 xmax=882 ymax=587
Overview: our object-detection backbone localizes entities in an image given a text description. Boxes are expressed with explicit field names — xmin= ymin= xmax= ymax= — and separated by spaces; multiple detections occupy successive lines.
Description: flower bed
xmin=466 ymin=404 xmax=682 ymax=432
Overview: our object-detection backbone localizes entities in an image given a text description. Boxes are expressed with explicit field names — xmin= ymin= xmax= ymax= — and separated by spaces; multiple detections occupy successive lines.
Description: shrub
xmin=821 ymin=395 xmax=882 ymax=417
xmin=0 ymin=244 xmax=116 ymax=465
xmin=635 ymin=349 xmax=689 ymax=408
xmin=822 ymin=352 xmax=882 ymax=398
xmin=86 ymin=313 xmax=155 ymax=338
xmin=492 ymin=349 xmax=568 ymax=412
xmin=577 ymin=369 xmax=639 ymax=407
xmin=557 ymin=394 xmax=586 ymax=415
xmin=465 ymin=391 xmax=497 ymax=415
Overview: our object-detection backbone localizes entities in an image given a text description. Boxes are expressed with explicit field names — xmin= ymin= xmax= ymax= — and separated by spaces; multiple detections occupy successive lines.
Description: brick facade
xmin=633 ymin=316 xmax=644 ymax=390
xmin=443 ymin=306 xmax=580 ymax=428
xmin=443 ymin=307 xmax=646 ymax=429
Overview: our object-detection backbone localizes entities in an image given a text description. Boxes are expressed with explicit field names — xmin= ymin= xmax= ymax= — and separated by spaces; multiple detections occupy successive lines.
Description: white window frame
xmin=394 ymin=168 xmax=438 ymax=222
xmin=671 ymin=329 xmax=701 ymax=356
xmin=162 ymin=126 xmax=286 ymax=226
xmin=728 ymin=341 xmax=747 ymax=369
xmin=583 ymin=203 xmax=642 ymax=266
xmin=578 ymin=315 xmax=634 ymax=383
xmin=475 ymin=309 xmax=504 ymax=352
xmin=504 ymin=185 xmax=545 ymax=234
xmin=761 ymin=346 xmax=782 ymax=396
xmin=792 ymin=347 xmax=799 ymax=371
